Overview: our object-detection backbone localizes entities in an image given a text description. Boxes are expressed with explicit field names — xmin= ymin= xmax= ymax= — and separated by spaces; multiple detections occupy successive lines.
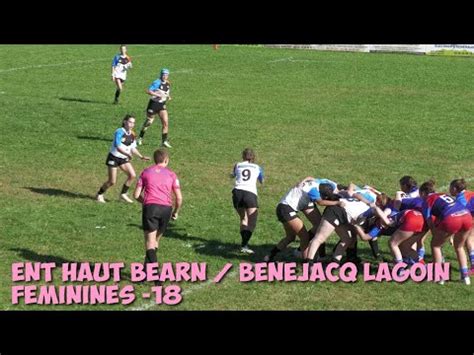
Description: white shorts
xmin=113 ymin=71 xmax=127 ymax=81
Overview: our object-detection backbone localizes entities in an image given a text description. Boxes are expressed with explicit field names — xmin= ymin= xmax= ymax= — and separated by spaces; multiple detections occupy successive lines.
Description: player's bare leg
xmin=96 ymin=167 xmax=118 ymax=202
xmin=159 ymin=110 xmax=171 ymax=147
xmin=113 ymin=78 xmax=123 ymax=104
xmin=118 ymin=162 xmax=136 ymax=203
xmin=137 ymin=114 xmax=155 ymax=145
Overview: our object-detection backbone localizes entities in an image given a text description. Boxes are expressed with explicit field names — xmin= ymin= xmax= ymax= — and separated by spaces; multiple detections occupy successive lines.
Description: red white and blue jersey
xmin=400 ymin=197 xmax=423 ymax=211
xmin=455 ymin=190 xmax=474 ymax=215
xmin=398 ymin=186 xmax=422 ymax=211
xmin=422 ymin=193 xmax=469 ymax=221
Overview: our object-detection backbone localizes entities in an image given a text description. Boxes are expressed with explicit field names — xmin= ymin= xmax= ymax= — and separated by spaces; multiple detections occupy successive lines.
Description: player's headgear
xmin=161 ymin=68 xmax=170 ymax=76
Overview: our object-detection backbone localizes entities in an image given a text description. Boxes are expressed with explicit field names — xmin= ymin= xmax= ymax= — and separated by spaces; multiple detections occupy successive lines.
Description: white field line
xmin=267 ymin=57 xmax=347 ymax=63
xmin=0 ymin=48 xmax=197 ymax=74
xmin=129 ymin=269 xmax=237 ymax=311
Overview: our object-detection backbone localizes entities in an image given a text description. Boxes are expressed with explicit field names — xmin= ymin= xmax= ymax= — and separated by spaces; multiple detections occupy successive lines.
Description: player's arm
xmin=315 ymin=198 xmax=345 ymax=207
xmin=116 ymin=145 xmax=132 ymax=160
xmin=133 ymin=181 xmax=144 ymax=203
xmin=172 ymin=188 xmax=183 ymax=220
xmin=111 ymin=55 xmax=119 ymax=77
xmin=131 ymin=148 xmax=150 ymax=161
xmin=114 ymin=131 xmax=133 ymax=159
xmin=353 ymin=224 xmax=375 ymax=241
xmin=258 ymin=167 xmax=264 ymax=184
xmin=230 ymin=164 xmax=237 ymax=178
xmin=147 ymin=80 xmax=162 ymax=98
xmin=393 ymin=191 xmax=406 ymax=210
xmin=373 ymin=206 xmax=393 ymax=227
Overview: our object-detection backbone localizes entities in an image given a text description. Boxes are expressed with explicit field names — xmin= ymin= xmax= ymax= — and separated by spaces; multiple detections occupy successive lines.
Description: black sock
xmin=369 ymin=239 xmax=380 ymax=258
xmin=347 ymin=240 xmax=358 ymax=258
xmin=121 ymin=184 xmax=130 ymax=194
xmin=318 ymin=242 xmax=327 ymax=257
xmin=269 ymin=246 xmax=281 ymax=259
xmin=97 ymin=187 xmax=106 ymax=195
xmin=145 ymin=248 xmax=157 ymax=264
xmin=240 ymin=230 xmax=252 ymax=247
xmin=115 ymin=89 xmax=121 ymax=100
xmin=162 ymin=133 xmax=168 ymax=142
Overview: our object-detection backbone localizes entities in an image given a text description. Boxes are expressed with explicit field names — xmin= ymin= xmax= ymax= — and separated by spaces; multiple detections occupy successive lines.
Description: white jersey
xmin=280 ymin=180 xmax=318 ymax=212
xmin=233 ymin=161 xmax=264 ymax=196
xmin=279 ymin=178 xmax=338 ymax=212
xmin=341 ymin=198 xmax=372 ymax=224
xmin=112 ymin=54 xmax=132 ymax=80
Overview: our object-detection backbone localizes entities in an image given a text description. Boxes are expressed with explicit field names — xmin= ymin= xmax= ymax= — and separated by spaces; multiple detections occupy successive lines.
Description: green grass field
xmin=1 ymin=45 xmax=473 ymax=310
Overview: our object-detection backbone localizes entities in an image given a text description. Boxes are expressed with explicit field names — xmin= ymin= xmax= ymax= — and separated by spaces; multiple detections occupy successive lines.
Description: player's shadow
xmin=128 ymin=223 xmax=277 ymax=262
xmin=9 ymin=248 xmax=77 ymax=265
xmin=76 ymin=135 xmax=111 ymax=142
xmin=58 ymin=97 xmax=110 ymax=105
xmin=24 ymin=187 xmax=95 ymax=201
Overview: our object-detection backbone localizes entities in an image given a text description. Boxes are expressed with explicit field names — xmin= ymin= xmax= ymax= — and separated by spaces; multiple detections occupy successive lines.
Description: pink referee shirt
xmin=137 ymin=165 xmax=180 ymax=206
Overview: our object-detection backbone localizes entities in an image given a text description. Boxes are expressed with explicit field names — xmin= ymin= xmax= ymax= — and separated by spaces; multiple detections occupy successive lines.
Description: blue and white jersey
xmin=112 ymin=54 xmax=132 ymax=80
xmin=353 ymin=185 xmax=380 ymax=203
xmin=232 ymin=161 xmax=264 ymax=196
xmin=110 ymin=128 xmax=136 ymax=159
xmin=148 ymin=79 xmax=171 ymax=103
xmin=279 ymin=178 xmax=337 ymax=212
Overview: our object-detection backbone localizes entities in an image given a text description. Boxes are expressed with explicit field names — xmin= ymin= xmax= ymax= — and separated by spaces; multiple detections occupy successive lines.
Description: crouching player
xmin=264 ymin=178 xmax=343 ymax=262
xmin=420 ymin=180 xmax=472 ymax=285
xmin=306 ymin=191 xmax=390 ymax=264
xmin=449 ymin=178 xmax=474 ymax=276
xmin=354 ymin=208 xmax=426 ymax=265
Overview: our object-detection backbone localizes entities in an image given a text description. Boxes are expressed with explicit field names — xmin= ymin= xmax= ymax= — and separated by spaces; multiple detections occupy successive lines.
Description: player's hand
xmin=338 ymin=200 xmax=347 ymax=208
xmin=171 ymin=212 xmax=178 ymax=220
xmin=141 ymin=156 xmax=151 ymax=161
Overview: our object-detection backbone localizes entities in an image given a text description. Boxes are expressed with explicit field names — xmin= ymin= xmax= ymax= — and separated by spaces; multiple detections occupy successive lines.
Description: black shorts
xmin=276 ymin=203 xmax=300 ymax=223
xmin=105 ymin=153 xmax=129 ymax=167
xmin=232 ymin=189 xmax=258 ymax=209
xmin=322 ymin=205 xmax=349 ymax=227
xmin=146 ymin=100 xmax=167 ymax=115
xmin=142 ymin=204 xmax=173 ymax=233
